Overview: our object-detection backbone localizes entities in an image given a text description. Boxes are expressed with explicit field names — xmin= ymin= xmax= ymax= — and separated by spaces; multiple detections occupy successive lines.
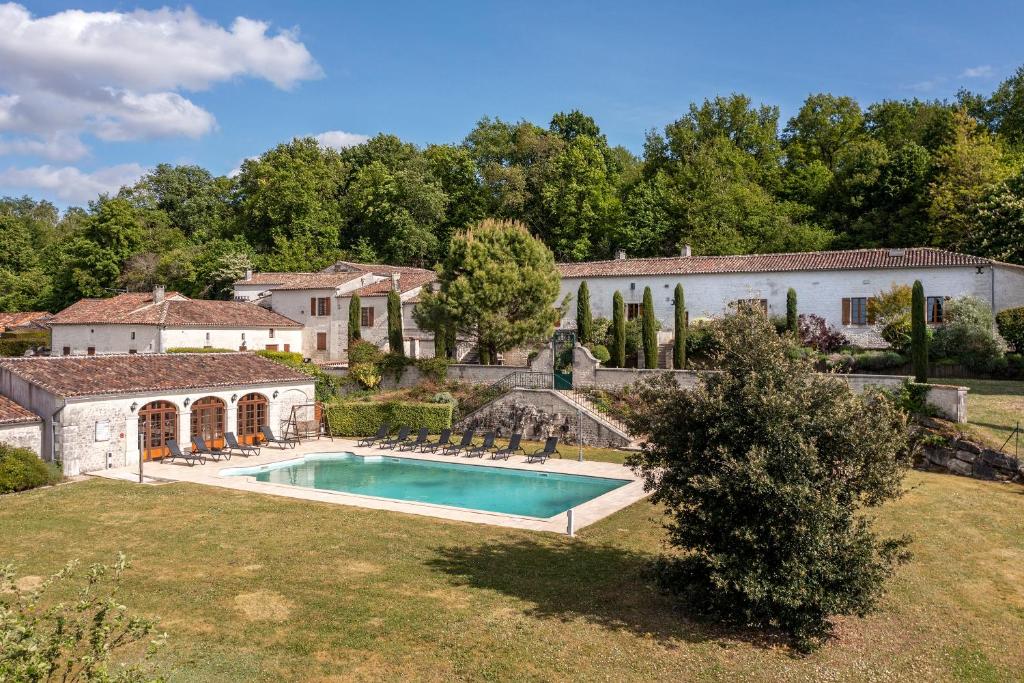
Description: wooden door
xmin=237 ymin=393 xmax=268 ymax=444
xmin=138 ymin=401 xmax=177 ymax=461
xmin=190 ymin=396 xmax=226 ymax=449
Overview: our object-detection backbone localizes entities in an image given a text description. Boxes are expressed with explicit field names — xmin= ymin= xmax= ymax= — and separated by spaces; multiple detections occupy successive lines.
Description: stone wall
xmin=0 ymin=421 xmax=43 ymax=455
xmin=919 ymin=436 xmax=1022 ymax=482
xmin=454 ymin=388 xmax=631 ymax=448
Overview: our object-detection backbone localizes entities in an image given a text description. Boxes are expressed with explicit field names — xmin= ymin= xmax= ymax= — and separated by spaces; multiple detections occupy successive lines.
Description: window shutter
xmin=325 ymin=297 xmax=331 ymax=316
xmin=310 ymin=297 xmax=316 ymax=317
xmin=866 ymin=297 xmax=876 ymax=324
xmin=841 ymin=298 xmax=851 ymax=325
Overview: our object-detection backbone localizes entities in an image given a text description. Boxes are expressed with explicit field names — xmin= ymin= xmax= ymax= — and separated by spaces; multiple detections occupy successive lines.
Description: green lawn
xmin=2 ymin=469 xmax=1023 ymax=681
xmin=959 ymin=379 xmax=1024 ymax=452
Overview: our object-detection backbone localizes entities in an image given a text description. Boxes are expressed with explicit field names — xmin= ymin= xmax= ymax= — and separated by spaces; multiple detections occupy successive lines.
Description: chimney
xmin=244 ymin=268 xmax=253 ymax=281
xmin=153 ymin=285 xmax=165 ymax=304
xmin=391 ymin=273 xmax=401 ymax=292
xmin=681 ymin=244 xmax=692 ymax=257
xmin=615 ymin=248 xmax=627 ymax=260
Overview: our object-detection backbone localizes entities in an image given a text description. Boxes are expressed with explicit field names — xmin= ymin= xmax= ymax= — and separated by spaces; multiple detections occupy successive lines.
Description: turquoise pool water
xmin=223 ymin=453 xmax=630 ymax=518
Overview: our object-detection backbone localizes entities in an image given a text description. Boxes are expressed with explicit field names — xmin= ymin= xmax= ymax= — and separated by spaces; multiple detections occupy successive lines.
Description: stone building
xmin=0 ymin=394 xmax=42 ymax=454
xmin=0 ymin=353 xmax=314 ymax=476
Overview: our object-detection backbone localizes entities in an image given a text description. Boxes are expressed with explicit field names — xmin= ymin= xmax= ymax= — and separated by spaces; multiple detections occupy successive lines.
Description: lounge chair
xmin=357 ymin=423 xmax=390 ymax=447
xmin=526 ymin=436 xmax=560 ymax=464
xmin=225 ymin=431 xmax=260 ymax=458
xmin=464 ymin=431 xmax=496 ymax=458
xmin=420 ymin=428 xmax=452 ymax=453
xmin=399 ymin=427 xmax=429 ymax=451
xmin=260 ymin=425 xmax=298 ymax=449
xmin=192 ymin=435 xmax=230 ymax=461
xmin=165 ymin=438 xmax=204 ymax=466
xmin=491 ymin=433 xmax=524 ymax=461
xmin=442 ymin=429 xmax=475 ymax=456
xmin=380 ymin=425 xmax=411 ymax=449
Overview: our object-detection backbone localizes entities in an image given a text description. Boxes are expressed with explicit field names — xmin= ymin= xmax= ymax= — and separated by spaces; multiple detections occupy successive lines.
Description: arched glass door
xmin=190 ymin=396 xmax=226 ymax=449
xmin=237 ymin=393 xmax=268 ymax=444
xmin=138 ymin=401 xmax=177 ymax=461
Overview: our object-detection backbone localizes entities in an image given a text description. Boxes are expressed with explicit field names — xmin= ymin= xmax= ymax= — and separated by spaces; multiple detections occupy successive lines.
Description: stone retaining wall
xmin=920 ymin=437 xmax=1022 ymax=482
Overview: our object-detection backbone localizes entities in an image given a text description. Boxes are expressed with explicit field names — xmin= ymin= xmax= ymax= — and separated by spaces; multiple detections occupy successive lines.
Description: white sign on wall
xmin=94 ymin=420 xmax=110 ymax=442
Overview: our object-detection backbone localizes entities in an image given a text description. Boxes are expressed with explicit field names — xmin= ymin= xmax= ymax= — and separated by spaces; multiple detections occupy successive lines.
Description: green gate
xmin=554 ymin=372 xmax=573 ymax=390
xmin=552 ymin=329 xmax=576 ymax=389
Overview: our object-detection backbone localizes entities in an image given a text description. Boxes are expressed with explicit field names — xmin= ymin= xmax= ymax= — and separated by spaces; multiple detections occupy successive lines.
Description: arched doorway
xmin=138 ymin=401 xmax=177 ymax=461
xmin=190 ymin=396 xmax=226 ymax=449
xmin=237 ymin=393 xmax=268 ymax=444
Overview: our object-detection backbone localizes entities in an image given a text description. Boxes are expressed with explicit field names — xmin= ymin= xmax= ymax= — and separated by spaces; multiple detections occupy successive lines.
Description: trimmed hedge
xmin=166 ymin=347 xmax=234 ymax=353
xmin=0 ymin=443 xmax=60 ymax=494
xmin=323 ymin=401 xmax=453 ymax=437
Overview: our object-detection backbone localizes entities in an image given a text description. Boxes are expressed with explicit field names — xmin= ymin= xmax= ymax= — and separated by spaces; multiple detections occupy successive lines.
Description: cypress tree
xmin=611 ymin=291 xmax=625 ymax=368
xmin=911 ymin=280 xmax=927 ymax=383
xmin=786 ymin=288 xmax=798 ymax=334
xmin=576 ymin=281 xmax=593 ymax=345
xmin=642 ymin=286 xmax=657 ymax=368
xmin=673 ymin=283 xmax=686 ymax=369
xmin=434 ymin=323 xmax=448 ymax=359
xmin=348 ymin=294 xmax=361 ymax=344
xmin=387 ymin=289 xmax=404 ymax=355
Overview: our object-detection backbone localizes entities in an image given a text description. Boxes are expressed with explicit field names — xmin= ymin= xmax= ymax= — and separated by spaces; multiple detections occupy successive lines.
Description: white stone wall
xmin=559 ymin=265 xmax=1015 ymax=347
xmin=267 ymin=289 xmax=347 ymax=362
xmin=160 ymin=326 xmax=302 ymax=352
xmin=0 ymin=421 xmax=43 ymax=455
xmin=52 ymin=325 xmax=161 ymax=355
xmin=51 ymin=324 xmax=302 ymax=355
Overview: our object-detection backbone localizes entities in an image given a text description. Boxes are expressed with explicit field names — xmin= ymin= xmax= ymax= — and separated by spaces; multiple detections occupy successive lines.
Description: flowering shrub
xmin=798 ymin=314 xmax=848 ymax=352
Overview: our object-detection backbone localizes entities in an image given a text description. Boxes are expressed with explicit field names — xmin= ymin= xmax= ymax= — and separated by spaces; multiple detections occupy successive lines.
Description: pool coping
xmin=88 ymin=438 xmax=650 ymax=534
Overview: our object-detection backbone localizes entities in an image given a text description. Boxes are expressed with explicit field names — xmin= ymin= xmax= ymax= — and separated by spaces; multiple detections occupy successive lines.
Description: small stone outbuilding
xmin=0 ymin=394 xmax=43 ymax=454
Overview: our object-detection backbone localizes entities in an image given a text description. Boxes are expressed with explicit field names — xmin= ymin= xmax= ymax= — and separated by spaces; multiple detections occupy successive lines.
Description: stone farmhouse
xmin=49 ymin=287 xmax=303 ymax=356
xmin=233 ymin=260 xmax=437 ymax=362
xmin=0 ymin=353 xmax=314 ymax=476
xmin=557 ymin=247 xmax=1024 ymax=349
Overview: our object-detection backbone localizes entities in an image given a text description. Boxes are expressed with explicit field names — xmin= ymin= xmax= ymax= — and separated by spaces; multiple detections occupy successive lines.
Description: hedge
xmin=166 ymin=347 xmax=234 ymax=353
xmin=323 ymin=401 xmax=453 ymax=437
xmin=0 ymin=443 xmax=60 ymax=494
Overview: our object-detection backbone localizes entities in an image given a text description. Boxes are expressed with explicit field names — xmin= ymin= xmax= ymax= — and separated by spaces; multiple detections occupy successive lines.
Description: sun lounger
xmin=192 ymin=435 xmax=230 ymax=461
xmin=526 ymin=436 xmax=560 ymax=464
xmin=165 ymin=438 xmax=204 ymax=466
xmin=380 ymin=425 xmax=411 ymax=449
xmin=225 ymin=431 xmax=260 ymax=458
xmin=260 ymin=425 xmax=298 ymax=449
xmin=420 ymin=428 xmax=452 ymax=453
xmin=464 ymin=431 xmax=495 ymax=458
xmin=399 ymin=427 xmax=429 ymax=451
xmin=357 ymin=423 xmax=390 ymax=447
xmin=491 ymin=433 xmax=524 ymax=460
xmin=442 ymin=429 xmax=475 ymax=456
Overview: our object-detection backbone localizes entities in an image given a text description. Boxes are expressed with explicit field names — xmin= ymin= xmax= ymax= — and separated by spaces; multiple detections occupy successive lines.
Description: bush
xmin=323 ymin=401 xmax=453 ymax=436
xmin=414 ymin=356 xmax=449 ymax=383
xmin=587 ymin=343 xmax=611 ymax=364
xmin=932 ymin=296 xmax=1008 ymax=371
xmin=430 ymin=391 xmax=456 ymax=405
xmin=852 ymin=350 xmax=907 ymax=372
xmin=685 ymin=321 xmax=721 ymax=360
xmin=166 ymin=347 xmax=234 ymax=353
xmin=348 ymin=340 xmax=384 ymax=365
xmin=769 ymin=315 xmax=788 ymax=335
xmin=0 ymin=331 xmax=49 ymax=357
xmin=996 ymin=306 xmax=1024 ymax=352
xmin=798 ymin=314 xmax=848 ymax=352
xmin=0 ymin=443 xmax=60 ymax=494
xmin=349 ymin=363 xmax=382 ymax=389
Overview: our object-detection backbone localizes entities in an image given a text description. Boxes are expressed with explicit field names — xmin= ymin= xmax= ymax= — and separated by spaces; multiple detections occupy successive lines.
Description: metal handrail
xmin=488 ymin=371 xmax=554 ymax=392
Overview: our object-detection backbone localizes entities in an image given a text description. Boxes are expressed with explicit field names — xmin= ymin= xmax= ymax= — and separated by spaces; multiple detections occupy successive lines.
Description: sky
xmin=1 ymin=0 xmax=1022 ymax=206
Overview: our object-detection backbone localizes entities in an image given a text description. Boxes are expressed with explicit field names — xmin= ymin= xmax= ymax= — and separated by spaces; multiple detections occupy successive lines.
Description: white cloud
xmin=0 ymin=3 xmax=321 ymax=150
xmin=960 ymin=65 xmax=994 ymax=79
xmin=315 ymin=130 xmax=370 ymax=150
xmin=0 ymin=132 xmax=89 ymax=161
xmin=0 ymin=162 xmax=145 ymax=203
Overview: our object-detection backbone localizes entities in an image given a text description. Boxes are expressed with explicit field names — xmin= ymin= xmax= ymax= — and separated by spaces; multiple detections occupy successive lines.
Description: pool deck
xmin=88 ymin=438 xmax=649 ymax=534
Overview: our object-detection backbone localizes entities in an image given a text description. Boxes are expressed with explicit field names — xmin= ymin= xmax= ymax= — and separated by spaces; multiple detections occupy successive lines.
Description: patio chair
xmin=165 ymin=438 xmax=205 ymax=466
xmin=192 ymin=435 xmax=230 ymax=461
xmin=399 ymin=427 xmax=429 ymax=451
xmin=380 ymin=425 xmax=411 ymax=449
xmin=442 ymin=429 xmax=476 ymax=456
xmin=357 ymin=423 xmax=390 ymax=447
xmin=260 ymin=425 xmax=299 ymax=449
xmin=225 ymin=431 xmax=260 ymax=458
xmin=419 ymin=428 xmax=452 ymax=453
xmin=526 ymin=436 xmax=560 ymax=464
xmin=464 ymin=431 xmax=496 ymax=458
xmin=491 ymin=433 xmax=524 ymax=461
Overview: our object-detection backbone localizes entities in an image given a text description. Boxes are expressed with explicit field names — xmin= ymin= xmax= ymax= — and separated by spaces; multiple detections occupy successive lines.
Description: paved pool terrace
xmin=89 ymin=439 xmax=649 ymax=534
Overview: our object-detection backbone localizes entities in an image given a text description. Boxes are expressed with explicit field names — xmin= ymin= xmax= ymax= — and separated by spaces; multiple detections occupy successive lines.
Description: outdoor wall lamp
xmin=183 ymin=398 xmax=191 ymax=407
xmin=130 ymin=402 xmax=138 ymax=413
xmin=231 ymin=393 xmax=238 ymax=403
xmin=272 ymin=391 xmax=279 ymax=399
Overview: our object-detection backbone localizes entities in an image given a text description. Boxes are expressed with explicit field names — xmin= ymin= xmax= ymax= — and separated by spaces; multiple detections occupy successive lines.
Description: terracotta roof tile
xmin=48 ymin=293 xmax=300 ymax=328
xmin=351 ymin=271 xmax=436 ymax=297
xmin=0 ymin=353 xmax=311 ymax=398
xmin=557 ymin=248 xmax=994 ymax=278
xmin=0 ymin=395 xmax=39 ymax=425
xmin=0 ymin=312 xmax=51 ymax=332
xmin=235 ymin=262 xmax=435 ymax=291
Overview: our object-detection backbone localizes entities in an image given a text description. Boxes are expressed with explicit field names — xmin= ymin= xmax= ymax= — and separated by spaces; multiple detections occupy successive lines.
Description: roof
xmin=322 ymin=260 xmax=434 ymax=276
xmin=48 ymin=292 xmax=301 ymax=328
xmin=557 ymin=248 xmax=995 ymax=279
xmin=235 ymin=261 xmax=435 ymax=291
xmin=0 ymin=353 xmax=311 ymax=399
xmin=0 ymin=312 xmax=52 ymax=332
xmin=0 ymin=395 xmax=40 ymax=425
xmin=351 ymin=271 xmax=436 ymax=297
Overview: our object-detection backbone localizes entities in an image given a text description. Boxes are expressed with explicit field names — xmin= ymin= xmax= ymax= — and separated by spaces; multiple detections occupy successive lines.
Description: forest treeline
xmin=3 ymin=66 xmax=1024 ymax=312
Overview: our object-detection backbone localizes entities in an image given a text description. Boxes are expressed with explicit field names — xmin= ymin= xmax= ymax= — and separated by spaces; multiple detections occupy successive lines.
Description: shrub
xmin=323 ymin=401 xmax=453 ymax=436
xmin=256 ymin=350 xmax=341 ymax=402
xmin=871 ymin=284 xmax=913 ymax=352
xmin=769 ymin=315 xmax=788 ymax=335
xmin=996 ymin=306 xmax=1024 ymax=352
xmin=685 ymin=321 xmax=721 ymax=360
xmin=932 ymin=296 xmax=1008 ymax=371
xmin=378 ymin=352 xmax=413 ymax=381
xmin=798 ymin=314 xmax=848 ymax=352
xmin=852 ymin=350 xmax=908 ymax=372
xmin=166 ymin=347 xmax=234 ymax=353
xmin=347 ymin=340 xmax=383 ymax=365
xmin=625 ymin=306 xmax=912 ymax=650
xmin=0 ymin=331 xmax=49 ymax=357
xmin=0 ymin=443 xmax=60 ymax=494
xmin=587 ymin=343 xmax=611 ymax=364
xmin=430 ymin=391 xmax=456 ymax=405
xmin=414 ymin=356 xmax=449 ymax=383
xmin=349 ymin=363 xmax=382 ymax=389
xmin=825 ymin=352 xmax=856 ymax=372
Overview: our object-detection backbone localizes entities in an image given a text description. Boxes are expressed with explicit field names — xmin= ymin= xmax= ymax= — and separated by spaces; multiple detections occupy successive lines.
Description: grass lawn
xmin=2 ymin=471 xmax=1023 ymax=682
xmin=958 ymin=379 xmax=1024 ymax=452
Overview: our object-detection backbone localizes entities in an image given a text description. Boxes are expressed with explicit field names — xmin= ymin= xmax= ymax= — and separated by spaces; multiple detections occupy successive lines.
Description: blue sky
xmin=1 ymin=0 xmax=1022 ymax=205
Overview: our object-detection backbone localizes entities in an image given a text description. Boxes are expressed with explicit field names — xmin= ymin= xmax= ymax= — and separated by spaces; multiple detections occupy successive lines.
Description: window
xmin=316 ymin=332 xmax=328 ymax=351
xmin=626 ymin=303 xmax=642 ymax=320
xmin=205 ymin=332 xmax=211 ymax=345
xmin=87 ymin=346 xmax=95 ymax=356
xmin=927 ymin=296 xmax=945 ymax=323
xmin=62 ymin=346 xmax=70 ymax=356
xmin=265 ymin=344 xmax=278 ymax=351
xmin=130 ymin=331 xmax=135 ymax=340
xmin=283 ymin=344 xmax=290 ymax=352
xmin=311 ymin=297 xmax=331 ymax=317
xmin=841 ymin=297 xmax=873 ymax=325
xmin=128 ymin=349 xmax=137 ymax=354
xmin=360 ymin=307 xmax=375 ymax=327
xmin=269 ymin=328 xmax=275 ymax=338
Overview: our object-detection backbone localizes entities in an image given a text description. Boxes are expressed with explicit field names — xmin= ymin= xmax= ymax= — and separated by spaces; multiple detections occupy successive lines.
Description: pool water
xmin=224 ymin=453 xmax=630 ymax=518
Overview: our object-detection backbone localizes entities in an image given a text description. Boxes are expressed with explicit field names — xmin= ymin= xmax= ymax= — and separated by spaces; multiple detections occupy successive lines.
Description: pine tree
xmin=642 ymin=286 xmax=657 ymax=368
xmin=387 ymin=289 xmax=404 ymax=355
xmin=576 ymin=281 xmax=593 ymax=344
xmin=911 ymin=280 xmax=927 ymax=383
xmin=348 ymin=294 xmax=361 ymax=344
xmin=673 ymin=283 xmax=687 ymax=369
xmin=787 ymin=288 xmax=798 ymax=334
xmin=612 ymin=291 xmax=625 ymax=368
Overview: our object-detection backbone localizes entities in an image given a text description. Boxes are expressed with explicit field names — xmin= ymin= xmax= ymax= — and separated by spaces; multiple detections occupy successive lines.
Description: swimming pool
xmin=223 ymin=453 xmax=630 ymax=518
